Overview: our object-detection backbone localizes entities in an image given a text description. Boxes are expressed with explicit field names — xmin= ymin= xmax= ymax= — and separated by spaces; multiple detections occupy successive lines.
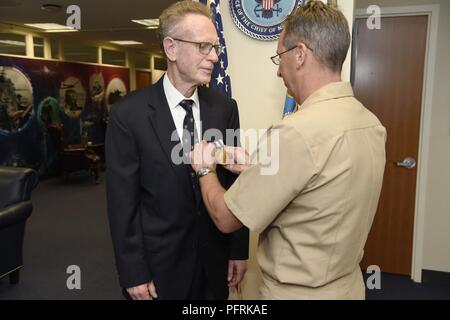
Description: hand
xmin=191 ymin=141 xmax=217 ymax=173
xmin=126 ymin=281 xmax=158 ymax=300
xmin=227 ymin=260 xmax=248 ymax=287
xmin=222 ymin=146 xmax=250 ymax=175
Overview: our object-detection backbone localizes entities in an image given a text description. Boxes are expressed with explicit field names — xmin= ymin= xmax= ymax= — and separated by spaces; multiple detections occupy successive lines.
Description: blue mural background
xmin=0 ymin=55 xmax=129 ymax=176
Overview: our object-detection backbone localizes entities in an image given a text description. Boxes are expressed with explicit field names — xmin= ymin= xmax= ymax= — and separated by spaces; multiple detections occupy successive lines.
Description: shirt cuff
xmin=224 ymin=190 xmax=262 ymax=234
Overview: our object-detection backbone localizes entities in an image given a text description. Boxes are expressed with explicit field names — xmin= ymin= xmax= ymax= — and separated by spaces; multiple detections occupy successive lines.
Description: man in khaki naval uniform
xmin=190 ymin=1 xmax=386 ymax=299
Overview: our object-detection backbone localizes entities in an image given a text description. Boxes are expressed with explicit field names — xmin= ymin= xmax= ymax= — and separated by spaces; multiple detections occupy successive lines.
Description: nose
xmin=208 ymin=47 xmax=219 ymax=63
xmin=277 ymin=66 xmax=282 ymax=78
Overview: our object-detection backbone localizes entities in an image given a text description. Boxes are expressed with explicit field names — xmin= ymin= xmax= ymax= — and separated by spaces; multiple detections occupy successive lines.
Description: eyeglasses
xmin=173 ymin=38 xmax=222 ymax=56
xmin=270 ymin=43 xmax=314 ymax=65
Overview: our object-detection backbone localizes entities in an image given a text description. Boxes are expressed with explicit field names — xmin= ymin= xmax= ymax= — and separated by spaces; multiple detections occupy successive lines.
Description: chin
xmin=199 ymin=75 xmax=212 ymax=85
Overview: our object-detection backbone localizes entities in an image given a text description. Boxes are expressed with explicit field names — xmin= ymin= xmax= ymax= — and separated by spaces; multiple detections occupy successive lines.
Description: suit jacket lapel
xmin=199 ymin=86 xmax=215 ymax=139
xmin=146 ymin=78 xmax=190 ymax=186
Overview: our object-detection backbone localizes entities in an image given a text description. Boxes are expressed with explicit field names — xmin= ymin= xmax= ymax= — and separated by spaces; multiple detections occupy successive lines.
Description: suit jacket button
xmin=197 ymin=210 xmax=201 ymax=216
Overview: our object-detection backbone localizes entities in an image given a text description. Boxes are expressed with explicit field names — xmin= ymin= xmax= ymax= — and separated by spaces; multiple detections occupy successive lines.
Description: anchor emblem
xmin=254 ymin=0 xmax=282 ymax=19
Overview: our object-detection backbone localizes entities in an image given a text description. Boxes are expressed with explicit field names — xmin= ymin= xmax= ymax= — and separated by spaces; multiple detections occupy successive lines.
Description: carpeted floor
xmin=0 ymin=173 xmax=449 ymax=300
xmin=364 ymin=272 xmax=450 ymax=300
xmin=0 ymin=173 xmax=123 ymax=300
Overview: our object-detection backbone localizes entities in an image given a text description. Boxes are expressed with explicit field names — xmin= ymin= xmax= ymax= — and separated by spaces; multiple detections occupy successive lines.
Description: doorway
xmin=352 ymin=15 xmax=428 ymax=276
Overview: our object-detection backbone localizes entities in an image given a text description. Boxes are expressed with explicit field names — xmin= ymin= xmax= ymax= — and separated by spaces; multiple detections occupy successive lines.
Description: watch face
xmin=197 ymin=167 xmax=212 ymax=178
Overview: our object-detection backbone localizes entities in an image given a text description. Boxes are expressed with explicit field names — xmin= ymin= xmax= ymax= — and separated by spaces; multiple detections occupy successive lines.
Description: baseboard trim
xmin=422 ymin=270 xmax=450 ymax=286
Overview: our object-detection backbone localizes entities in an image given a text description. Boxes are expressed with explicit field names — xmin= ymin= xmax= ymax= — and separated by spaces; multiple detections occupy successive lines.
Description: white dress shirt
xmin=163 ymin=73 xmax=201 ymax=143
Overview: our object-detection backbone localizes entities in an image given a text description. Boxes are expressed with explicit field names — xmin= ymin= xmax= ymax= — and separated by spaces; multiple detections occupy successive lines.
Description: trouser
xmin=187 ymin=258 xmax=216 ymax=300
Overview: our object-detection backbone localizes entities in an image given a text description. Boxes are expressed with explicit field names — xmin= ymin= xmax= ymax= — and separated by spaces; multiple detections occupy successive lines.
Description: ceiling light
xmin=131 ymin=19 xmax=159 ymax=28
xmin=109 ymin=40 xmax=143 ymax=46
xmin=41 ymin=4 xmax=62 ymax=12
xmin=24 ymin=23 xmax=78 ymax=32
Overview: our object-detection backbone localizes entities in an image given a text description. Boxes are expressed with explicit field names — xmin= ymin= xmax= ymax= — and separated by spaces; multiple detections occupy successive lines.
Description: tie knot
xmin=179 ymin=99 xmax=194 ymax=113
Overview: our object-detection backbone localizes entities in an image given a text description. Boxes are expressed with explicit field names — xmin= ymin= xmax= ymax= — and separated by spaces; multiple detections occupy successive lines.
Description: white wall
xmin=222 ymin=0 xmax=355 ymax=298
xmin=222 ymin=3 xmax=282 ymax=299
xmin=222 ymin=6 xmax=285 ymax=135
xmin=356 ymin=0 xmax=450 ymax=275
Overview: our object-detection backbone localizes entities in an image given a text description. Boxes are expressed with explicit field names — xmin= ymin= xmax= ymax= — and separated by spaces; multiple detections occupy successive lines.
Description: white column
xmin=25 ymin=33 xmax=33 ymax=57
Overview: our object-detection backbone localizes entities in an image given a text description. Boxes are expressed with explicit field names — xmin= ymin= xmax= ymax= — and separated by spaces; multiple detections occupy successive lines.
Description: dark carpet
xmin=0 ymin=173 xmax=449 ymax=300
xmin=0 ymin=173 xmax=122 ymax=300
xmin=364 ymin=272 xmax=450 ymax=300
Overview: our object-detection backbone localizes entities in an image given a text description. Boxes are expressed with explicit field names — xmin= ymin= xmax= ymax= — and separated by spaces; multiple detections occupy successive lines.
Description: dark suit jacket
xmin=106 ymin=77 xmax=249 ymax=299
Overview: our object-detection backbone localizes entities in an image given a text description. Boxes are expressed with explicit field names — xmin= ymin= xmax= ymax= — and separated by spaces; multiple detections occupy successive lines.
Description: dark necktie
xmin=179 ymin=99 xmax=199 ymax=156
xmin=179 ymin=99 xmax=201 ymax=204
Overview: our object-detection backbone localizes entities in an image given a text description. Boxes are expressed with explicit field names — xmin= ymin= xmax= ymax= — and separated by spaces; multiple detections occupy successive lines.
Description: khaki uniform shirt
xmin=224 ymin=82 xmax=386 ymax=299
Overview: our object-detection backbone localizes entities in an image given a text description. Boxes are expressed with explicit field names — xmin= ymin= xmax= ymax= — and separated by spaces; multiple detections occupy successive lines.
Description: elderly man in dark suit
xmin=106 ymin=1 xmax=248 ymax=300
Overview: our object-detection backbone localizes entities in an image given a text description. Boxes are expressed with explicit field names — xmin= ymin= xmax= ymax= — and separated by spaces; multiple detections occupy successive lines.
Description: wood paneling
xmin=353 ymin=16 xmax=428 ymax=275
xmin=136 ymin=70 xmax=151 ymax=90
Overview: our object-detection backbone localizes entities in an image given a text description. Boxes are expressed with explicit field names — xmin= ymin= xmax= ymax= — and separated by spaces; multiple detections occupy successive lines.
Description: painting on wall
xmin=0 ymin=55 xmax=129 ymax=176
xmin=59 ymin=76 xmax=86 ymax=118
xmin=106 ymin=77 xmax=127 ymax=113
xmin=0 ymin=66 xmax=34 ymax=134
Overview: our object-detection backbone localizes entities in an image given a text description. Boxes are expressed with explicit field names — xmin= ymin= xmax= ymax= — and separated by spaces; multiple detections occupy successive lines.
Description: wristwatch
xmin=196 ymin=166 xmax=215 ymax=178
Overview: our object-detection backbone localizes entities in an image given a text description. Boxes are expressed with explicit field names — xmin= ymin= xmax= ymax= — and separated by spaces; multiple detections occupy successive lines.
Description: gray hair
xmin=283 ymin=0 xmax=350 ymax=73
xmin=158 ymin=1 xmax=213 ymax=54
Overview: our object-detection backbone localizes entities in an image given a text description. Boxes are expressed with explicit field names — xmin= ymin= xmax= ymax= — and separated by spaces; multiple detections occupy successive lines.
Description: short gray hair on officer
xmin=283 ymin=0 xmax=350 ymax=73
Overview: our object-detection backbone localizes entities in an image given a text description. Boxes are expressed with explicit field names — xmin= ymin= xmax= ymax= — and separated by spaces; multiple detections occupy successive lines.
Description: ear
xmin=163 ymin=37 xmax=177 ymax=62
xmin=294 ymin=44 xmax=307 ymax=69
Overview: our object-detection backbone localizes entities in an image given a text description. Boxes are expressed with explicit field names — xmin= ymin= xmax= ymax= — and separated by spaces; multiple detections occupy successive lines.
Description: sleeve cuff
xmin=224 ymin=190 xmax=262 ymax=234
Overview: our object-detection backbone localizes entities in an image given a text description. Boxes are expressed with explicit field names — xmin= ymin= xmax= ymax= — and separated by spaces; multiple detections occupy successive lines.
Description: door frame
xmin=355 ymin=4 xmax=440 ymax=283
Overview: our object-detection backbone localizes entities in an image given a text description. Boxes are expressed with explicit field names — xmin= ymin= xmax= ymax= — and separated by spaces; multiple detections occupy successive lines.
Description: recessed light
xmin=109 ymin=40 xmax=143 ymax=46
xmin=24 ymin=23 xmax=78 ymax=32
xmin=41 ymin=4 xmax=62 ymax=12
xmin=131 ymin=19 xmax=159 ymax=28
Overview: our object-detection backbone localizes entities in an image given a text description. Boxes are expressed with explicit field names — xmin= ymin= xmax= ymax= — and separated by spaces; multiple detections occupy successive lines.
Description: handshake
xmin=190 ymin=140 xmax=250 ymax=175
